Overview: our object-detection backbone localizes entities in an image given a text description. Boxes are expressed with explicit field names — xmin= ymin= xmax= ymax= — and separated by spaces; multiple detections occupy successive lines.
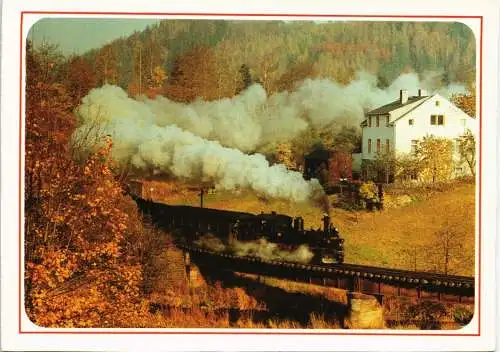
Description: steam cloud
xmin=72 ymin=72 xmax=466 ymax=203
xmin=194 ymin=234 xmax=314 ymax=264
xmin=73 ymin=85 xmax=324 ymax=203
xmin=140 ymin=71 xmax=467 ymax=152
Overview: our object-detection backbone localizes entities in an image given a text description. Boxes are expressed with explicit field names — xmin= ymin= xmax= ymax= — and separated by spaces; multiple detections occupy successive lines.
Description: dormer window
xmin=409 ymin=119 xmax=414 ymax=126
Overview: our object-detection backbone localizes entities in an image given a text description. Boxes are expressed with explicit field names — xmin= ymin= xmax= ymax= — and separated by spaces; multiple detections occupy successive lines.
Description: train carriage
xmin=133 ymin=192 xmax=344 ymax=264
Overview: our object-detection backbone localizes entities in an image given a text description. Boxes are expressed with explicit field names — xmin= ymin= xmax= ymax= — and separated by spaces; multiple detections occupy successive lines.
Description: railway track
xmin=179 ymin=244 xmax=475 ymax=303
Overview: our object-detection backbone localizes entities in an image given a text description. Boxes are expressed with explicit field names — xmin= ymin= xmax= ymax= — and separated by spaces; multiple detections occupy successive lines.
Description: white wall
xmin=393 ymin=94 xmax=476 ymax=155
xmin=361 ymin=118 xmax=394 ymax=160
xmin=361 ymin=98 xmax=429 ymax=160
xmin=360 ymin=94 xmax=476 ymax=162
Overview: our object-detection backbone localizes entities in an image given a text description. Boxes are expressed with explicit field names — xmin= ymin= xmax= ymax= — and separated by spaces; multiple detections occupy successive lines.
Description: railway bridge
xmin=179 ymin=244 xmax=475 ymax=328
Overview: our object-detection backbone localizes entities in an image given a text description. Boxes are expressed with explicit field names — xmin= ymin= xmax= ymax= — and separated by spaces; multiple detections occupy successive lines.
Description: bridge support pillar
xmin=345 ymin=292 xmax=385 ymax=329
xmin=183 ymin=251 xmax=205 ymax=288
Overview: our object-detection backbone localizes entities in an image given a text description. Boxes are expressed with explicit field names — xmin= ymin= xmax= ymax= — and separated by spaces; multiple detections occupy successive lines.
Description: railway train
xmin=128 ymin=183 xmax=344 ymax=264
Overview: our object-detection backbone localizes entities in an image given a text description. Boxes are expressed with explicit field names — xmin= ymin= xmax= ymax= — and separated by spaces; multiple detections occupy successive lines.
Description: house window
xmin=376 ymin=139 xmax=381 ymax=153
xmin=435 ymin=100 xmax=440 ymax=107
xmin=386 ymin=139 xmax=390 ymax=153
xmin=368 ymin=139 xmax=372 ymax=153
xmin=409 ymin=119 xmax=414 ymax=126
xmin=454 ymin=139 xmax=461 ymax=154
xmin=386 ymin=115 xmax=390 ymax=126
xmin=411 ymin=140 xmax=418 ymax=154
xmin=368 ymin=116 xmax=372 ymax=127
xmin=376 ymin=116 xmax=380 ymax=127
xmin=431 ymin=114 xmax=445 ymax=125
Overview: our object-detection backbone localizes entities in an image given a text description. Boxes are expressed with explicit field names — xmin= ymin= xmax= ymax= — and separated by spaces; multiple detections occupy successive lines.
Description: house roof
xmin=366 ymin=95 xmax=429 ymax=115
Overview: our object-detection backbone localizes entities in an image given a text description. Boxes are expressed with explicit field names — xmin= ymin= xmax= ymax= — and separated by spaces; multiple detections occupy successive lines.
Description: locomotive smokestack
xmin=319 ymin=194 xmax=331 ymax=217
xmin=323 ymin=213 xmax=330 ymax=232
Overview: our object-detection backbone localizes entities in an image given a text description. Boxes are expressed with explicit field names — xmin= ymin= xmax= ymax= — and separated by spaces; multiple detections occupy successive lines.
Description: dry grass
xmin=236 ymin=273 xmax=348 ymax=305
xmin=156 ymin=181 xmax=475 ymax=276
xmin=341 ymin=183 xmax=475 ymax=275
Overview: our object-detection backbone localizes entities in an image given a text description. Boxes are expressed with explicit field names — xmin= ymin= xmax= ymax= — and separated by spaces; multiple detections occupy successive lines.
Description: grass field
xmin=152 ymin=181 xmax=475 ymax=276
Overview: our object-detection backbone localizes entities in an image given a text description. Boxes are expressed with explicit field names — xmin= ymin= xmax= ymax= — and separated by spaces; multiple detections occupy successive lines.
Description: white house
xmin=353 ymin=89 xmax=476 ymax=178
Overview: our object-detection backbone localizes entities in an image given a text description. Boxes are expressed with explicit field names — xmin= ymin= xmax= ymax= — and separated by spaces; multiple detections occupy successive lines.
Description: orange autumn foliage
xmin=452 ymin=88 xmax=476 ymax=117
xmin=25 ymin=43 xmax=149 ymax=327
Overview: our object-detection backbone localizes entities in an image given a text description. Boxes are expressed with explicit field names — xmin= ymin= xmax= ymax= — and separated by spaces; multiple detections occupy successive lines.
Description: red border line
xmin=477 ymin=15 xmax=483 ymax=337
xmin=20 ymin=331 xmax=480 ymax=336
xmin=19 ymin=11 xmax=24 ymax=336
xmin=21 ymin=11 xmax=483 ymax=19
xmin=19 ymin=11 xmax=482 ymax=337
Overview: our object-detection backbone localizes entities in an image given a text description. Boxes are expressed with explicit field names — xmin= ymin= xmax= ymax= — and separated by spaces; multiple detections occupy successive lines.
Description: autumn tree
xmin=425 ymin=203 xmax=474 ymax=275
xmin=164 ymin=46 xmax=223 ymax=102
xmin=372 ymin=151 xmax=396 ymax=184
xmin=153 ymin=65 xmax=167 ymax=88
xmin=25 ymin=43 xmax=149 ymax=327
xmin=358 ymin=181 xmax=379 ymax=208
xmin=275 ymin=61 xmax=317 ymax=92
xmin=456 ymin=130 xmax=476 ymax=177
xmin=274 ymin=142 xmax=297 ymax=170
xmin=95 ymin=44 xmax=118 ymax=85
xmin=394 ymin=153 xmax=420 ymax=182
xmin=414 ymin=136 xmax=454 ymax=183
xmin=27 ymin=41 xmax=66 ymax=84
xmin=65 ymin=56 xmax=97 ymax=105
xmin=235 ymin=64 xmax=256 ymax=94
xmin=452 ymin=86 xmax=476 ymax=117
xmin=330 ymin=125 xmax=362 ymax=153
xmin=327 ymin=151 xmax=352 ymax=184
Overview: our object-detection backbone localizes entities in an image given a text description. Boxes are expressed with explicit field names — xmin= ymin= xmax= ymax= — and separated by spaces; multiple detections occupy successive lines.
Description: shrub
xmin=452 ymin=306 xmax=474 ymax=326
xmin=406 ymin=301 xmax=447 ymax=330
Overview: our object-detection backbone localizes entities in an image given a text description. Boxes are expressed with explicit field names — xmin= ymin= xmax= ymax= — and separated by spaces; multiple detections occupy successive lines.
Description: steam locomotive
xmin=134 ymin=196 xmax=344 ymax=264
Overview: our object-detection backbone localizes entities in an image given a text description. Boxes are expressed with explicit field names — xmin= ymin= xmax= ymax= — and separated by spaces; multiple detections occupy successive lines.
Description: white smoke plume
xmin=194 ymin=234 xmax=314 ymax=264
xmin=194 ymin=234 xmax=227 ymax=252
xmin=72 ymin=85 xmax=324 ymax=203
xmin=72 ymin=72 xmax=466 ymax=202
xmin=232 ymin=238 xmax=314 ymax=264
xmin=136 ymin=71 xmax=467 ymax=152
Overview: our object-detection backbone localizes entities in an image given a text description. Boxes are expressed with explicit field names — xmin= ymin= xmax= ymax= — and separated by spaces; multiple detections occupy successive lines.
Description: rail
xmin=180 ymin=244 xmax=475 ymax=303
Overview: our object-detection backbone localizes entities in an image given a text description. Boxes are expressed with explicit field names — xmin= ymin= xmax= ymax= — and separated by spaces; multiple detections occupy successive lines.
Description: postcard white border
xmin=2 ymin=0 xmax=497 ymax=351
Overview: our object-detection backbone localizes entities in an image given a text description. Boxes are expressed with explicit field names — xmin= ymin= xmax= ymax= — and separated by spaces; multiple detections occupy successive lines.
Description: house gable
xmin=392 ymin=93 xmax=476 ymax=155
xmin=358 ymin=90 xmax=477 ymax=164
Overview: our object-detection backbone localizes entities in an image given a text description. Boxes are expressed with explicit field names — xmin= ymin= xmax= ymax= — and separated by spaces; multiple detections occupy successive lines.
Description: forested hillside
xmin=73 ymin=20 xmax=475 ymax=100
xmin=32 ymin=19 xmax=476 ymax=180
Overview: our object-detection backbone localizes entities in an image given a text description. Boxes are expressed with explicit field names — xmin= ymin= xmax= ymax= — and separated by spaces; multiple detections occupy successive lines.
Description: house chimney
xmin=418 ymin=89 xmax=427 ymax=97
xmin=400 ymin=89 xmax=408 ymax=104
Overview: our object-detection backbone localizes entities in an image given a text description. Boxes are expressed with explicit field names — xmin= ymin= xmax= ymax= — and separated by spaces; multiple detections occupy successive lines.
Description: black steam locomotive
xmin=134 ymin=196 xmax=344 ymax=264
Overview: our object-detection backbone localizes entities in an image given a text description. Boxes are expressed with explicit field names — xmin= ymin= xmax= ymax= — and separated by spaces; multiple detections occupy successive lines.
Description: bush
xmin=452 ymin=306 xmax=474 ymax=326
xmin=406 ymin=301 xmax=447 ymax=330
